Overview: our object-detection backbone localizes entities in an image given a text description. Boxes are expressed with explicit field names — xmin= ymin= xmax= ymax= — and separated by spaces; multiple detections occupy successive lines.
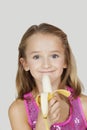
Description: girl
xmin=8 ymin=23 xmax=87 ymax=130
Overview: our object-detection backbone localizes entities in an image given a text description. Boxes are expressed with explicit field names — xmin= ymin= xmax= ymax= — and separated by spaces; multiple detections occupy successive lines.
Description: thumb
xmin=53 ymin=92 xmax=61 ymax=101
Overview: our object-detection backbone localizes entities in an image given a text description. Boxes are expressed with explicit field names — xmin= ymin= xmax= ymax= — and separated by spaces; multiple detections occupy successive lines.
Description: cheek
xmin=28 ymin=62 xmax=39 ymax=74
xmin=54 ymin=60 xmax=65 ymax=73
xmin=28 ymin=60 xmax=36 ymax=68
xmin=29 ymin=59 xmax=41 ymax=67
xmin=53 ymin=59 xmax=65 ymax=68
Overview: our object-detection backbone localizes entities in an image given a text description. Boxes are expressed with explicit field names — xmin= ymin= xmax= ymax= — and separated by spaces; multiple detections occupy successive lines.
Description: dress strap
xmin=24 ymin=92 xmax=39 ymax=128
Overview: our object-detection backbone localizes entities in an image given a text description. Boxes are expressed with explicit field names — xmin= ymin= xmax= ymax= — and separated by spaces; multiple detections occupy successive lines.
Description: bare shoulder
xmin=8 ymin=99 xmax=31 ymax=130
xmin=8 ymin=99 xmax=25 ymax=119
xmin=80 ymin=94 xmax=87 ymax=120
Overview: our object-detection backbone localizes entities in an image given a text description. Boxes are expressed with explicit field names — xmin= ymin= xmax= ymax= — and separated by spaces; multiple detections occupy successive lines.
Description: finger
xmin=49 ymin=101 xmax=60 ymax=114
xmin=48 ymin=96 xmax=58 ymax=107
xmin=53 ymin=92 xmax=61 ymax=101
xmin=48 ymin=105 xmax=60 ymax=121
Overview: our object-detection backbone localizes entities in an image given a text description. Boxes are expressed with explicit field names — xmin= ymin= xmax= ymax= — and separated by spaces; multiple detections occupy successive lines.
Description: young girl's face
xmin=22 ymin=33 xmax=67 ymax=89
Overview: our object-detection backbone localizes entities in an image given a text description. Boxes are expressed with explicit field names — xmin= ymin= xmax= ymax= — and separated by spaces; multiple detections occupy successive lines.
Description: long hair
xmin=16 ymin=23 xmax=83 ymax=99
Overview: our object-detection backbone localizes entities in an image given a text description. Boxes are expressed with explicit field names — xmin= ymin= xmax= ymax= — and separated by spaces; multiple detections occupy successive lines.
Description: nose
xmin=42 ymin=57 xmax=51 ymax=68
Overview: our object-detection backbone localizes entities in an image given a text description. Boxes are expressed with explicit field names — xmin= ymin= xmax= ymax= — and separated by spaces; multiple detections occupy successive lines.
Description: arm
xmin=8 ymin=99 xmax=32 ymax=130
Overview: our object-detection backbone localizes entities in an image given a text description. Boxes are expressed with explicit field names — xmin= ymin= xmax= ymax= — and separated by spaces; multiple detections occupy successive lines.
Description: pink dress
xmin=24 ymin=88 xmax=87 ymax=130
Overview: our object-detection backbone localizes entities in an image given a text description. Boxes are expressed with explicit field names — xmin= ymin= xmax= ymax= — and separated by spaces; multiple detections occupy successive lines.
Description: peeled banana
xmin=36 ymin=75 xmax=71 ymax=129
xmin=40 ymin=75 xmax=52 ymax=118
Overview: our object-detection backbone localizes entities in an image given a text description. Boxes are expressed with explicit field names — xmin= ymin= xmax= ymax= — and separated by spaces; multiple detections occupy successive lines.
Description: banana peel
xmin=36 ymin=89 xmax=70 ymax=118
xmin=35 ymin=75 xmax=71 ymax=130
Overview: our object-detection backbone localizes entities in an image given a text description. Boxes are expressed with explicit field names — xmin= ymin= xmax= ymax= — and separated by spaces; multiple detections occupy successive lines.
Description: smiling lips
xmin=40 ymin=70 xmax=55 ymax=73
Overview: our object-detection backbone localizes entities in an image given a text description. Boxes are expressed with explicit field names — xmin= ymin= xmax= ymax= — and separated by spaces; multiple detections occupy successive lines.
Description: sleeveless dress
xmin=24 ymin=88 xmax=87 ymax=130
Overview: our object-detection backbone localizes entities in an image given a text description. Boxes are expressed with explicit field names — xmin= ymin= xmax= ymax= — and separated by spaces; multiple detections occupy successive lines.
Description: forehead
xmin=25 ymin=33 xmax=64 ymax=52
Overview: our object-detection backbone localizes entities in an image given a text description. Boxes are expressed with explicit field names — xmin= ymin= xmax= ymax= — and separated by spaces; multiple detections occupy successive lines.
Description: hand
xmin=48 ymin=93 xmax=70 ymax=126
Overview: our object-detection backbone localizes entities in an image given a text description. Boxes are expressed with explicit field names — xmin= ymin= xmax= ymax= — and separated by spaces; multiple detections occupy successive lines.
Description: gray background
xmin=0 ymin=0 xmax=87 ymax=130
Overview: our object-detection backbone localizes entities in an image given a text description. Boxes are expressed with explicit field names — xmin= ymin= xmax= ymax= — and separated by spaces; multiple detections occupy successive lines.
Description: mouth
xmin=40 ymin=70 xmax=55 ymax=73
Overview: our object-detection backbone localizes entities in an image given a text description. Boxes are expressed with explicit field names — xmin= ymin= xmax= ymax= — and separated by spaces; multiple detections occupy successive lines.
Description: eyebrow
xmin=50 ymin=50 xmax=61 ymax=53
xmin=30 ymin=50 xmax=61 ymax=54
xmin=30 ymin=51 xmax=41 ymax=54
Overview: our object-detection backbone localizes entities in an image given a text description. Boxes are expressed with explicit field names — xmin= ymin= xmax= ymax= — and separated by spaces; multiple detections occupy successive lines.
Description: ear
xmin=20 ymin=58 xmax=29 ymax=71
xmin=63 ymin=63 xmax=67 ymax=69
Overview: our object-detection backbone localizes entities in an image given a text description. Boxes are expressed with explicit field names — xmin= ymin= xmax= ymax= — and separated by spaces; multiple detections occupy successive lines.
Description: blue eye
xmin=52 ymin=54 xmax=59 ymax=58
xmin=33 ymin=55 xmax=39 ymax=59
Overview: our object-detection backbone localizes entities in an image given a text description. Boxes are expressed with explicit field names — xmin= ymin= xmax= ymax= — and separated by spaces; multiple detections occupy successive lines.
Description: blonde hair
xmin=16 ymin=23 xmax=82 ymax=99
